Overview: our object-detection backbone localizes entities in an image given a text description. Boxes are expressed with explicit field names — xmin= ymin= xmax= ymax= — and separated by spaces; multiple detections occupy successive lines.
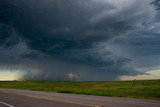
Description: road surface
xmin=0 ymin=88 xmax=159 ymax=107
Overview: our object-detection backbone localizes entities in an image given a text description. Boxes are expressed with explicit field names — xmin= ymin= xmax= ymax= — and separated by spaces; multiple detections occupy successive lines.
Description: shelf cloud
xmin=0 ymin=0 xmax=159 ymax=81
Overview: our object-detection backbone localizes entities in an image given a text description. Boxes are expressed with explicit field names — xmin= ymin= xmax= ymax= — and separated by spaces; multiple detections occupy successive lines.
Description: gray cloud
xmin=0 ymin=0 xmax=159 ymax=81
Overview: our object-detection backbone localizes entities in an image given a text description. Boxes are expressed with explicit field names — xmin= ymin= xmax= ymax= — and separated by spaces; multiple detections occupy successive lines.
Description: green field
xmin=0 ymin=80 xmax=160 ymax=100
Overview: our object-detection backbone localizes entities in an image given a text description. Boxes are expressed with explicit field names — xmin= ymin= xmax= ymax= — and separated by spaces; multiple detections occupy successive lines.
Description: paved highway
xmin=0 ymin=88 xmax=159 ymax=107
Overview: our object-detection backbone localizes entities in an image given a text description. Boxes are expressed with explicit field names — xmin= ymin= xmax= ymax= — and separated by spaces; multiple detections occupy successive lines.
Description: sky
xmin=0 ymin=0 xmax=160 ymax=81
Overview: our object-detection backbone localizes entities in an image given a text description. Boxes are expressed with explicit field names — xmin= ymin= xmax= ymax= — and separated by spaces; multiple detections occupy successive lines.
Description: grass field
xmin=0 ymin=80 xmax=160 ymax=100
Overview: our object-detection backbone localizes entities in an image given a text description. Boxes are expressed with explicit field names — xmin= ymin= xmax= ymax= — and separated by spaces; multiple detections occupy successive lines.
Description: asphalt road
xmin=0 ymin=88 xmax=160 ymax=107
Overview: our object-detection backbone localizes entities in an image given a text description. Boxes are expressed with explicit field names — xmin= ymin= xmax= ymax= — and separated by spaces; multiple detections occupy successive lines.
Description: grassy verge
xmin=0 ymin=80 xmax=160 ymax=100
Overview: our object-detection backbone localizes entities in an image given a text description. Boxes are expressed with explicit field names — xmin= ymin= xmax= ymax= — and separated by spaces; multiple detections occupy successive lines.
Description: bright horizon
xmin=0 ymin=69 xmax=160 ymax=81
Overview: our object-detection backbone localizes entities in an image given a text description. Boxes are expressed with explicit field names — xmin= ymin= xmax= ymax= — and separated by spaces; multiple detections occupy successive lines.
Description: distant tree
xmin=151 ymin=0 xmax=160 ymax=10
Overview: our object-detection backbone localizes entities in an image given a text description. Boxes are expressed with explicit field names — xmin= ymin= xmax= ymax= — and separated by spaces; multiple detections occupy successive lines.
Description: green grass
xmin=0 ymin=80 xmax=160 ymax=100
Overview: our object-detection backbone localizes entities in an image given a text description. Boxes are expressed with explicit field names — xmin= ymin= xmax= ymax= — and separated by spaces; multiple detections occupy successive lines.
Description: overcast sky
xmin=0 ymin=0 xmax=160 ymax=81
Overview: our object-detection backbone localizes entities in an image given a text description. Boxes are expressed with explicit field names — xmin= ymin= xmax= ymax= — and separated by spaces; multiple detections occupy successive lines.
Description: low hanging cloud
xmin=0 ymin=0 xmax=159 ymax=81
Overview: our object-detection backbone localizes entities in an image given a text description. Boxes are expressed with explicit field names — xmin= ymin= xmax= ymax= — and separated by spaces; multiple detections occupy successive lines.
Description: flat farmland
xmin=0 ymin=80 xmax=160 ymax=100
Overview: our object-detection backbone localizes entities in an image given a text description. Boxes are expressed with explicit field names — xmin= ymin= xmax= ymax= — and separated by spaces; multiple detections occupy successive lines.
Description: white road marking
xmin=0 ymin=101 xmax=14 ymax=107
xmin=0 ymin=90 xmax=100 ymax=107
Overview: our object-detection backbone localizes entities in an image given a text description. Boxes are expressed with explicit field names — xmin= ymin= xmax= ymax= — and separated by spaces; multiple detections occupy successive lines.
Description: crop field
xmin=0 ymin=80 xmax=160 ymax=100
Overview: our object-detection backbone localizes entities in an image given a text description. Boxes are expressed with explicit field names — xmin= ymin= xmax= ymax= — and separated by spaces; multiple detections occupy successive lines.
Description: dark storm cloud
xmin=108 ymin=21 xmax=160 ymax=72
xmin=0 ymin=0 xmax=158 ymax=81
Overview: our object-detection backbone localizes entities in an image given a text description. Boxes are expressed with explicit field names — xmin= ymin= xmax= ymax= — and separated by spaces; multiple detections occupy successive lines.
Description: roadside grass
xmin=0 ymin=80 xmax=160 ymax=100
